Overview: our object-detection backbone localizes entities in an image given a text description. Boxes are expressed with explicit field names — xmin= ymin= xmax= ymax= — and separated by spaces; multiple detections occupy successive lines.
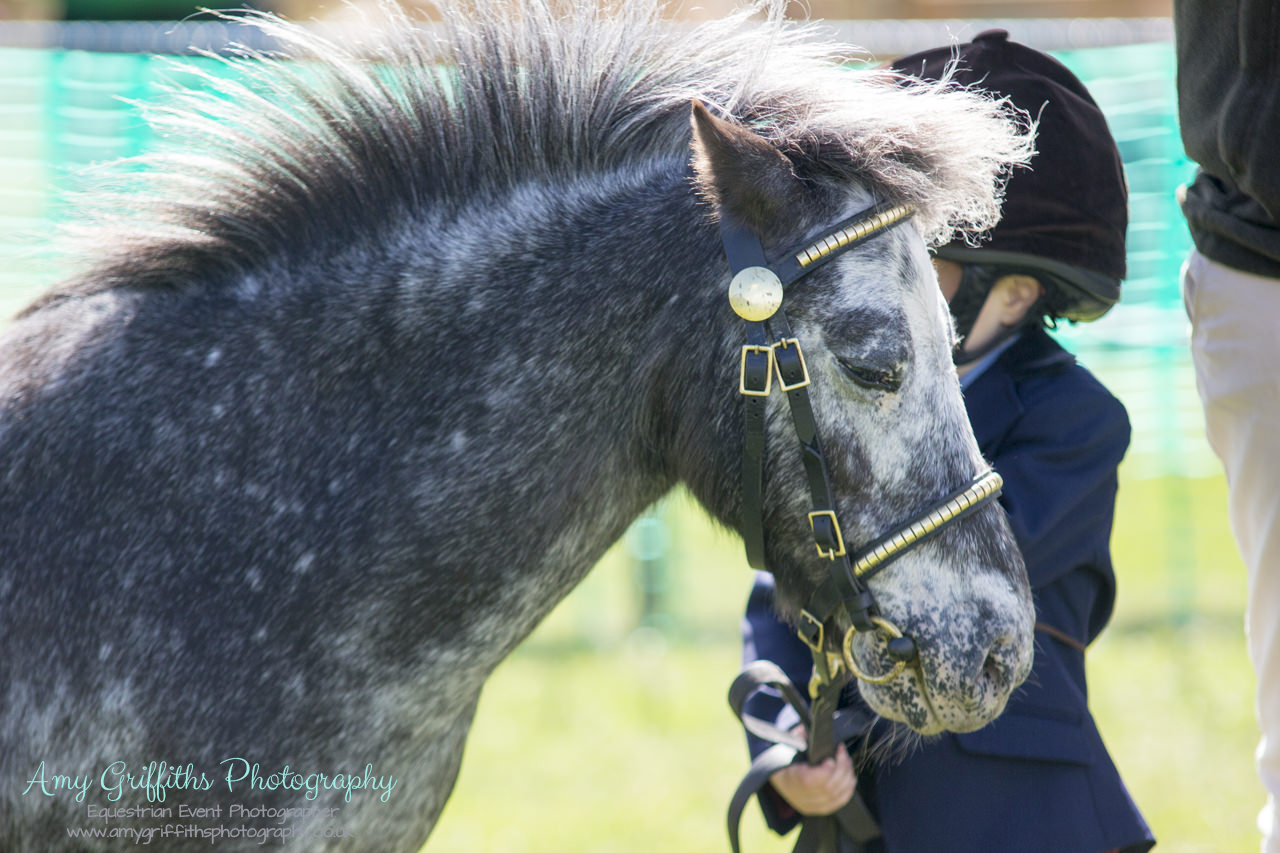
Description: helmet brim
xmin=933 ymin=245 xmax=1120 ymax=323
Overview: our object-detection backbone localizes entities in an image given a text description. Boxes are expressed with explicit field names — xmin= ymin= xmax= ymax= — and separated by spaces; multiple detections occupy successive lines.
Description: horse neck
xmin=388 ymin=158 xmax=730 ymax=653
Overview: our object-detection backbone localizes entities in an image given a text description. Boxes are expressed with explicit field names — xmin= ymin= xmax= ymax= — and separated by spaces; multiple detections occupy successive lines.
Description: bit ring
xmin=841 ymin=616 xmax=909 ymax=685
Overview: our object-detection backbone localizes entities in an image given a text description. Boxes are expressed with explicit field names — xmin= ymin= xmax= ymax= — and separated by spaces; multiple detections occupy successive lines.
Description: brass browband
xmin=794 ymin=203 xmax=916 ymax=270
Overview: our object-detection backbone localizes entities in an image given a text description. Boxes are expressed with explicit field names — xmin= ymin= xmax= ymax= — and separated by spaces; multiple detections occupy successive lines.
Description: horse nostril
xmin=982 ymin=651 xmax=1004 ymax=683
xmin=980 ymin=636 xmax=1016 ymax=689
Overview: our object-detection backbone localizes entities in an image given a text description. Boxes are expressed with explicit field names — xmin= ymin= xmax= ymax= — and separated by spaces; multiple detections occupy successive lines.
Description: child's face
xmin=931 ymin=258 xmax=1042 ymax=368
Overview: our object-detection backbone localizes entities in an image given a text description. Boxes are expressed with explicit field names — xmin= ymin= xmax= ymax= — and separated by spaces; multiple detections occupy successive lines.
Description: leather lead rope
xmin=727 ymin=661 xmax=881 ymax=853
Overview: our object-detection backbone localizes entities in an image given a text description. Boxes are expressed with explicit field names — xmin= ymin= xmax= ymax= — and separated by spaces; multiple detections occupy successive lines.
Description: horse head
xmin=688 ymin=100 xmax=1035 ymax=734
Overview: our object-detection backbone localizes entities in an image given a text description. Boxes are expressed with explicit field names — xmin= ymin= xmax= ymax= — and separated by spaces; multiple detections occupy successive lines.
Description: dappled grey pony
xmin=0 ymin=1 xmax=1037 ymax=849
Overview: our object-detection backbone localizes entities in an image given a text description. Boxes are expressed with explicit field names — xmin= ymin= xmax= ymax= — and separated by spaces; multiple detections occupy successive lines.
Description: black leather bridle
xmin=721 ymin=199 xmax=1006 ymax=853
xmin=722 ymin=199 xmax=1005 ymax=687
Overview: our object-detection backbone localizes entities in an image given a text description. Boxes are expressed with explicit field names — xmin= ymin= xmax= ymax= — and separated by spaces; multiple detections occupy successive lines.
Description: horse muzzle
xmin=849 ymin=573 xmax=1035 ymax=734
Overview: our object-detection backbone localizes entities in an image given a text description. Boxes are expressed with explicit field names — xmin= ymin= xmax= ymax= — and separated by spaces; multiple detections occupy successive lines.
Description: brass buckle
xmin=807 ymin=510 xmax=847 ymax=560
xmin=808 ymin=652 xmax=846 ymax=700
xmin=772 ymin=338 xmax=811 ymax=391
xmin=797 ymin=610 xmax=824 ymax=652
xmin=739 ymin=345 xmax=774 ymax=397
xmin=798 ymin=612 xmax=846 ymax=699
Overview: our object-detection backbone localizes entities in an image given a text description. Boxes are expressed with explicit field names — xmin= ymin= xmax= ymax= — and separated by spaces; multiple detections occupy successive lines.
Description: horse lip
xmin=913 ymin=669 xmax=949 ymax=732
xmin=857 ymin=672 xmax=944 ymax=735
xmin=912 ymin=662 xmax=1012 ymax=733
xmin=853 ymin=641 xmax=1012 ymax=735
xmin=897 ymin=668 xmax=949 ymax=735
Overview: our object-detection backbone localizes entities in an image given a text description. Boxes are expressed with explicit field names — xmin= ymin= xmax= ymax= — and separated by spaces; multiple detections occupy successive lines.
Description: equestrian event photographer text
xmin=21 ymin=759 xmax=398 ymax=803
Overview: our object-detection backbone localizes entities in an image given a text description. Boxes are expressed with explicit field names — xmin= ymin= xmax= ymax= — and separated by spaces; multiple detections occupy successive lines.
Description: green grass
xmin=429 ymin=472 xmax=1261 ymax=852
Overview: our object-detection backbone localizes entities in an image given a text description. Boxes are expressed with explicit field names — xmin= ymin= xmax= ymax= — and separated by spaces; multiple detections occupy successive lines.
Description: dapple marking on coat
xmin=0 ymin=2 xmax=1035 ymax=849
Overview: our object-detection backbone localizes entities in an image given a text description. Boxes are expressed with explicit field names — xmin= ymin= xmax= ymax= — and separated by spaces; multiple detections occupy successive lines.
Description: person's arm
xmin=741 ymin=573 xmax=856 ymax=829
xmin=741 ymin=572 xmax=814 ymax=756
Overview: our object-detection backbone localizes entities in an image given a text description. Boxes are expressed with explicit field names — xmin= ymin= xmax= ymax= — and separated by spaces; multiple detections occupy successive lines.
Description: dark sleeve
xmin=741 ymin=572 xmax=813 ymax=756
xmin=740 ymin=572 xmax=807 ymax=835
xmin=1174 ymin=0 xmax=1280 ymax=275
xmin=1174 ymin=0 xmax=1280 ymax=217
xmin=986 ymin=369 xmax=1130 ymax=601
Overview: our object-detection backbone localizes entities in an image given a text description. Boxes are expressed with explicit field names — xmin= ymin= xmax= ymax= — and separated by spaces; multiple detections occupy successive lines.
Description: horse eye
xmin=835 ymin=356 xmax=902 ymax=393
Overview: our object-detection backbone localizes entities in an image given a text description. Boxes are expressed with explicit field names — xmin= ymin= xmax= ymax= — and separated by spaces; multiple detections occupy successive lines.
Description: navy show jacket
xmin=742 ymin=327 xmax=1155 ymax=853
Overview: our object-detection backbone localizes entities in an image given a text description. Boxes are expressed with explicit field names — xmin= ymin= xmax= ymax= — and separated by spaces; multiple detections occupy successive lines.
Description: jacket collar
xmin=962 ymin=326 xmax=1075 ymax=451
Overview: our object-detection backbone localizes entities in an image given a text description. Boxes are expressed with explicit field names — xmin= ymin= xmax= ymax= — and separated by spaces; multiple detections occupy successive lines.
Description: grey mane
xmin=30 ymin=0 xmax=1030 ymax=311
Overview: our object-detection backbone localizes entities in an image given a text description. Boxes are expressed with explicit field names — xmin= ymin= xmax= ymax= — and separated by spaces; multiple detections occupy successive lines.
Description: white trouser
xmin=1183 ymin=249 xmax=1280 ymax=852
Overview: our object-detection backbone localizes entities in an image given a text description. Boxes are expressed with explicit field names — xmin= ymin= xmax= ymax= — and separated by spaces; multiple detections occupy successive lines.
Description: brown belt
xmin=1035 ymin=621 xmax=1088 ymax=654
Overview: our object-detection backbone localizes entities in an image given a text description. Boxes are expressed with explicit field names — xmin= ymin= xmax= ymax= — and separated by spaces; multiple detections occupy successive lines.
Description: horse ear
xmin=690 ymin=100 xmax=803 ymax=236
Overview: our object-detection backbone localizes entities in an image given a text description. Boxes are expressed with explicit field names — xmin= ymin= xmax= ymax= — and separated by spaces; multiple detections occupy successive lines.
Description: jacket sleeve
xmin=1174 ymin=0 xmax=1280 ymax=221
xmin=740 ymin=571 xmax=809 ymax=834
xmin=741 ymin=572 xmax=812 ymax=755
xmin=980 ymin=367 xmax=1130 ymax=601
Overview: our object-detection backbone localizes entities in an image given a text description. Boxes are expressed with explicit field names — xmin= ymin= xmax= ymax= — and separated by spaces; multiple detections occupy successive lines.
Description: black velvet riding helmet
xmin=892 ymin=29 xmax=1128 ymax=323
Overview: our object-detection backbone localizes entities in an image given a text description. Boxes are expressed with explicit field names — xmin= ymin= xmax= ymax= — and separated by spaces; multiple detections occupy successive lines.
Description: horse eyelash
xmin=834 ymin=356 xmax=902 ymax=394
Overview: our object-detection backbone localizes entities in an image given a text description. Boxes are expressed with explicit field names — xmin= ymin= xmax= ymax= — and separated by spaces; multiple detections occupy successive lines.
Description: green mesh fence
xmin=1051 ymin=43 xmax=1206 ymax=481
xmin=0 ymin=35 xmax=1210 ymax=485
xmin=0 ymin=47 xmax=248 ymax=311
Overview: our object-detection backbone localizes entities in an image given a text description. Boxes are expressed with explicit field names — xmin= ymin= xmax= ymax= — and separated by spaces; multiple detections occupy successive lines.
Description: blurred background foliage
xmin=0 ymin=7 xmax=1259 ymax=853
